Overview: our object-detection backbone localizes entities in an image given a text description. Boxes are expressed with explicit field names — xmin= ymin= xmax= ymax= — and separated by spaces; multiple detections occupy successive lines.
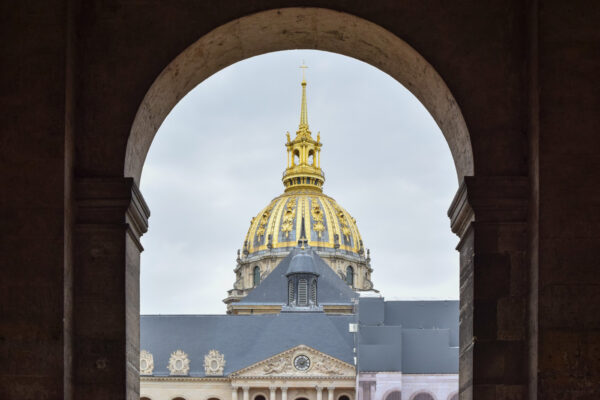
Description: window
xmin=308 ymin=150 xmax=314 ymax=165
xmin=412 ymin=393 xmax=434 ymax=400
xmin=288 ymin=279 xmax=295 ymax=304
xmin=346 ymin=266 xmax=354 ymax=287
xmin=298 ymin=278 xmax=308 ymax=306
xmin=255 ymin=396 xmax=267 ymax=400
xmin=253 ymin=266 xmax=261 ymax=287
xmin=384 ymin=392 xmax=401 ymax=400
xmin=311 ymin=279 xmax=317 ymax=304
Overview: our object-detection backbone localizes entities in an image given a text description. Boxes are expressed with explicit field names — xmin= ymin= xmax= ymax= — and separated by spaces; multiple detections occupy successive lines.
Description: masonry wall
xmin=1 ymin=1 xmax=600 ymax=399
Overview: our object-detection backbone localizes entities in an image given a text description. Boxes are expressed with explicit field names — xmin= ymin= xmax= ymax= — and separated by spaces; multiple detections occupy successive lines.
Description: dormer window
xmin=284 ymin=249 xmax=323 ymax=312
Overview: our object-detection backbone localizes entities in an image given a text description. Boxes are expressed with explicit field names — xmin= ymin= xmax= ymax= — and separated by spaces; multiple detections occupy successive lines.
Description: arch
xmin=253 ymin=395 xmax=267 ymax=400
xmin=409 ymin=392 xmax=436 ymax=400
xmin=126 ymin=7 xmax=473 ymax=183
xmin=345 ymin=265 xmax=354 ymax=287
xmin=384 ymin=391 xmax=401 ymax=400
xmin=206 ymin=397 xmax=222 ymax=400
xmin=140 ymin=397 xmax=152 ymax=400
xmin=338 ymin=395 xmax=352 ymax=400
xmin=172 ymin=397 xmax=187 ymax=400
xmin=308 ymin=149 xmax=315 ymax=165
xmin=253 ymin=265 xmax=261 ymax=287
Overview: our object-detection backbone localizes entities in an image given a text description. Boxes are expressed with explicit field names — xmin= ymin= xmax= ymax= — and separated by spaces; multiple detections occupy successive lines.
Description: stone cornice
xmin=448 ymin=176 xmax=528 ymax=238
xmin=75 ymin=177 xmax=150 ymax=250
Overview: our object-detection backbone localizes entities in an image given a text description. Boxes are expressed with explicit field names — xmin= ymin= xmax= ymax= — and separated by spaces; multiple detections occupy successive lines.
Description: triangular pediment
xmin=231 ymin=345 xmax=355 ymax=378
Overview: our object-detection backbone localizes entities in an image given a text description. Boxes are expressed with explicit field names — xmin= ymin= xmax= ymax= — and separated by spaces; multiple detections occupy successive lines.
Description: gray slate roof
xmin=140 ymin=313 xmax=355 ymax=377
xmin=357 ymin=297 xmax=459 ymax=374
xmin=240 ymin=247 xmax=358 ymax=305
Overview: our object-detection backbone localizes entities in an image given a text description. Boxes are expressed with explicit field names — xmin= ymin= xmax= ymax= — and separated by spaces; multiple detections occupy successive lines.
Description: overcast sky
xmin=140 ymin=50 xmax=459 ymax=315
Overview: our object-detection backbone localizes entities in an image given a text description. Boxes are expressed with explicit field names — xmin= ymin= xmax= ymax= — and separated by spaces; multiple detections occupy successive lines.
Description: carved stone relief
xmin=204 ymin=349 xmax=226 ymax=376
xmin=140 ymin=349 xmax=154 ymax=375
xmin=167 ymin=349 xmax=190 ymax=376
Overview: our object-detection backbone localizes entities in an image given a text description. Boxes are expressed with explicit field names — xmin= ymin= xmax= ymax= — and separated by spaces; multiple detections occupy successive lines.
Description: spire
xmin=299 ymin=64 xmax=309 ymax=131
xmin=282 ymin=65 xmax=325 ymax=192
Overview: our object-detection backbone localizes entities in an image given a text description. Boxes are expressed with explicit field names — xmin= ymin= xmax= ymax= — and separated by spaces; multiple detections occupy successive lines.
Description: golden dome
xmin=242 ymin=66 xmax=364 ymax=258
xmin=243 ymin=191 xmax=365 ymax=256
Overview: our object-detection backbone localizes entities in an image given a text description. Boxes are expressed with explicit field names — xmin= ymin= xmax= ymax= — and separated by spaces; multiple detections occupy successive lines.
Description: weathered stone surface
xmin=2 ymin=1 xmax=600 ymax=399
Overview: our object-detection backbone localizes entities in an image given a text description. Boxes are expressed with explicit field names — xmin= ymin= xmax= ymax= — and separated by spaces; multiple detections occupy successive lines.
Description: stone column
xmin=243 ymin=386 xmax=250 ymax=400
xmin=270 ymin=386 xmax=277 ymax=400
xmin=327 ymin=386 xmax=335 ymax=400
xmin=316 ymin=386 xmax=323 ymax=400
xmin=73 ymin=178 xmax=150 ymax=399
xmin=448 ymin=176 xmax=529 ymax=399
xmin=232 ymin=386 xmax=239 ymax=400
xmin=281 ymin=387 xmax=288 ymax=400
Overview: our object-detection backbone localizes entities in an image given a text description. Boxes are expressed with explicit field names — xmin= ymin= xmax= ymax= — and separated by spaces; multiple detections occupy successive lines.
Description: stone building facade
xmin=4 ymin=3 xmax=600 ymax=399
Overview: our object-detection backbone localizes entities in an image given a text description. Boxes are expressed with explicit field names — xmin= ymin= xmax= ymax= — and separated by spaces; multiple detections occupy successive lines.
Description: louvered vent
xmin=311 ymin=279 xmax=317 ymax=304
xmin=298 ymin=279 xmax=308 ymax=306
xmin=288 ymin=279 xmax=295 ymax=304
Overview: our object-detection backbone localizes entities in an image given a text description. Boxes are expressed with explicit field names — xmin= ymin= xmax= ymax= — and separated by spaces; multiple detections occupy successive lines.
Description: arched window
xmin=253 ymin=266 xmax=261 ymax=287
xmin=140 ymin=397 xmax=152 ymax=400
xmin=384 ymin=392 xmax=401 ymax=400
xmin=255 ymin=396 xmax=267 ymax=400
xmin=298 ymin=278 xmax=308 ymax=306
xmin=339 ymin=396 xmax=351 ymax=400
xmin=412 ymin=393 xmax=435 ymax=400
xmin=346 ymin=265 xmax=354 ymax=287
xmin=311 ymin=278 xmax=317 ymax=304
xmin=308 ymin=150 xmax=314 ymax=165
xmin=293 ymin=150 xmax=300 ymax=165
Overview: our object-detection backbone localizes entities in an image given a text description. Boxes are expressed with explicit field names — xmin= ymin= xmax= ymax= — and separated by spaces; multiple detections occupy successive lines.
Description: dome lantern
xmin=282 ymin=64 xmax=325 ymax=192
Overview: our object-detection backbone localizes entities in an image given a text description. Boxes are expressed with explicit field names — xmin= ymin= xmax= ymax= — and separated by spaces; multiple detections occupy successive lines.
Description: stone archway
xmin=125 ymin=8 xmax=473 ymax=184
xmin=72 ymin=7 xmax=529 ymax=400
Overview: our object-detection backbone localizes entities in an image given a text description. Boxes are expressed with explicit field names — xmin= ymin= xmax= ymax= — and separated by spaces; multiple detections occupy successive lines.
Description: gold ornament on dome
xmin=333 ymin=203 xmax=352 ymax=241
xmin=280 ymin=198 xmax=297 ymax=238
xmin=311 ymin=198 xmax=325 ymax=238
xmin=256 ymin=205 xmax=274 ymax=239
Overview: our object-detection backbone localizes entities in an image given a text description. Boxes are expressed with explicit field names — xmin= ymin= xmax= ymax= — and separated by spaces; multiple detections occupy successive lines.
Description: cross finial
xmin=300 ymin=62 xmax=308 ymax=82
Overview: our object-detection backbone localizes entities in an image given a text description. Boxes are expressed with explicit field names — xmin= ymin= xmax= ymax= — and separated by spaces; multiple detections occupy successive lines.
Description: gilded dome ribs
xmin=225 ymin=70 xmax=375 ymax=308
xmin=311 ymin=198 xmax=325 ymax=239
xmin=281 ymin=198 xmax=297 ymax=239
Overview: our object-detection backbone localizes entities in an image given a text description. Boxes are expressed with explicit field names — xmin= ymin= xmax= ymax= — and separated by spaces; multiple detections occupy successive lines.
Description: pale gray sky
xmin=140 ymin=50 xmax=459 ymax=315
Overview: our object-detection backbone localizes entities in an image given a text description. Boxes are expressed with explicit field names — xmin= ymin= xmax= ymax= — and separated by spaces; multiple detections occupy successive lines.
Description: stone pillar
xmin=448 ymin=176 xmax=528 ymax=399
xmin=281 ymin=387 xmax=288 ymax=400
xmin=270 ymin=387 xmax=277 ymax=400
xmin=327 ymin=386 xmax=335 ymax=400
xmin=243 ymin=386 xmax=250 ymax=400
xmin=232 ymin=386 xmax=239 ymax=400
xmin=73 ymin=178 xmax=150 ymax=399
xmin=316 ymin=386 xmax=323 ymax=400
